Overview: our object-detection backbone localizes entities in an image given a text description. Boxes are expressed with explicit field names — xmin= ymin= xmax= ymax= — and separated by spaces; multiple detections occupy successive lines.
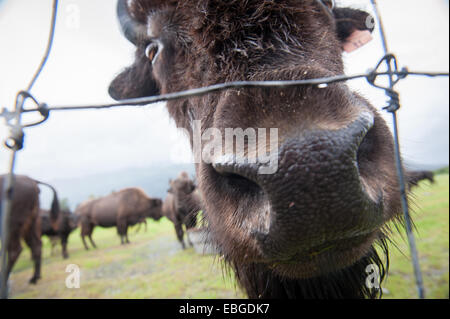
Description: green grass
xmin=9 ymin=218 xmax=244 ymax=299
xmin=8 ymin=175 xmax=449 ymax=299
xmin=382 ymin=174 xmax=449 ymax=299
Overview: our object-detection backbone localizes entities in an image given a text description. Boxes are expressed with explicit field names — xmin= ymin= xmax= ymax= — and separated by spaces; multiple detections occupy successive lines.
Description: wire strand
xmin=26 ymin=0 xmax=59 ymax=92
xmin=370 ymin=0 xmax=426 ymax=299
xmin=14 ymin=70 xmax=447 ymax=113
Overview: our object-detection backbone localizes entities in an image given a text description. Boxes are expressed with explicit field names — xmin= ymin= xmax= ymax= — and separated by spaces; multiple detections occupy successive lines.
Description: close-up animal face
xmin=109 ymin=0 xmax=404 ymax=294
xmin=1 ymin=0 xmax=447 ymax=302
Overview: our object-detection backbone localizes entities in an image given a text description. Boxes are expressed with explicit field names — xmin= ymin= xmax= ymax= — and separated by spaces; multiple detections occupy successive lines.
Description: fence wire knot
xmin=366 ymin=54 xmax=408 ymax=113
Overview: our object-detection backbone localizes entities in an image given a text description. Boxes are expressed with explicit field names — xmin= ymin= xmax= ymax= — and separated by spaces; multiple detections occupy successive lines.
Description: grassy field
xmin=8 ymin=174 xmax=449 ymax=299
xmin=383 ymin=173 xmax=449 ymax=299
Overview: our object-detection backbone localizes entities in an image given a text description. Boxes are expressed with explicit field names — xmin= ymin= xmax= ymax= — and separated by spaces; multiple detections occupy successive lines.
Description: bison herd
xmin=0 ymin=171 xmax=201 ymax=287
xmin=0 ymin=169 xmax=436 ymax=297
xmin=0 ymin=0 xmax=439 ymax=299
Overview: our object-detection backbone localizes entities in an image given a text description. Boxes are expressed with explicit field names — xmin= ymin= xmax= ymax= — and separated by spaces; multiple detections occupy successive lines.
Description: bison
xmin=75 ymin=188 xmax=162 ymax=249
xmin=40 ymin=208 xmax=78 ymax=259
xmin=0 ymin=174 xmax=59 ymax=284
xmin=162 ymin=172 xmax=202 ymax=249
xmin=109 ymin=0 xmax=419 ymax=299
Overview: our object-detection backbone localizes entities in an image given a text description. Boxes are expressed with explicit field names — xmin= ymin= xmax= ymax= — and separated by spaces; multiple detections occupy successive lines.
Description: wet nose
xmin=213 ymin=112 xmax=374 ymax=189
xmin=212 ymin=112 xmax=383 ymax=256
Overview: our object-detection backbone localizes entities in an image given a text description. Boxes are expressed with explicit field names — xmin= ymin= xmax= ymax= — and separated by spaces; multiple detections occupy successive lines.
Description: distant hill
xmin=435 ymin=166 xmax=449 ymax=175
xmin=404 ymin=162 xmax=449 ymax=173
xmin=40 ymin=164 xmax=196 ymax=210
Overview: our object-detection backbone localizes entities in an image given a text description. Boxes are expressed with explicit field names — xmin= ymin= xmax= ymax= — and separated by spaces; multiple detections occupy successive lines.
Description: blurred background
xmin=0 ymin=0 xmax=448 ymax=300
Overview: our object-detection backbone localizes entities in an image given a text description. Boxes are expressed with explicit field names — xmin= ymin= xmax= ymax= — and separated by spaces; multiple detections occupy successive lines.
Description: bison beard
xmin=233 ymin=240 xmax=388 ymax=299
xmin=110 ymin=0 xmax=410 ymax=299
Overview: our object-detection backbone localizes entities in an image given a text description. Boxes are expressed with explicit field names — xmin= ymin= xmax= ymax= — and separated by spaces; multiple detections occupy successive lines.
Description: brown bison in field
xmin=0 ymin=175 xmax=59 ymax=284
xmin=75 ymin=188 xmax=162 ymax=249
xmin=109 ymin=0 xmax=420 ymax=299
xmin=40 ymin=208 xmax=78 ymax=259
xmin=162 ymin=172 xmax=202 ymax=249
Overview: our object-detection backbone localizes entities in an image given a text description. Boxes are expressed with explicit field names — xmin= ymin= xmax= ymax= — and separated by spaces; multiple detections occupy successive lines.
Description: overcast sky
xmin=0 ymin=0 xmax=449 ymax=182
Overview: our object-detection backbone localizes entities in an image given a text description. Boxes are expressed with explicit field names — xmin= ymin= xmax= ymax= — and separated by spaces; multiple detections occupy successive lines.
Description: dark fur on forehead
xmin=174 ymin=0 xmax=344 ymax=82
xmin=126 ymin=0 xmax=373 ymax=82
xmin=128 ymin=0 xmax=177 ymax=23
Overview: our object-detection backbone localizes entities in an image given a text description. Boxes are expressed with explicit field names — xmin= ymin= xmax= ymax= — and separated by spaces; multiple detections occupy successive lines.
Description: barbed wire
xmin=1 ymin=0 xmax=449 ymax=299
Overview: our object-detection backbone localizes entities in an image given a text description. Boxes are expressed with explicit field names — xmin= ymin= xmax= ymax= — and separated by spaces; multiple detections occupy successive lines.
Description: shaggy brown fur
xmin=0 ymin=175 xmax=60 ymax=284
xmin=109 ymin=0 xmax=417 ymax=299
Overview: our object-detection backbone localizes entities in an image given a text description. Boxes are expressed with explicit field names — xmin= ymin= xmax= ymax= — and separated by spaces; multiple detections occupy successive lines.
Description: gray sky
xmin=0 ymin=0 xmax=449 ymax=182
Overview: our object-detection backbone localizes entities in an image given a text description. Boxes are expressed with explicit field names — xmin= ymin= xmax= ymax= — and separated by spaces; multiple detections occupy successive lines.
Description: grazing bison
xmin=162 ymin=172 xmax=202 ymax=249
xmin=75 ymin=188 xmax=162 ymax=249
xmin=109 ymin=0 xmax=421 ymax=299
xmin=0 ymin=175 xmax=59 ymax=284
xmin=40 ymin=208 xmax=78 ymax=259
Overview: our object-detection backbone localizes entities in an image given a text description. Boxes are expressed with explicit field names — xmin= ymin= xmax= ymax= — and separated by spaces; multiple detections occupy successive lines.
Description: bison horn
xmin=117 ymin=0 xmax=147 ymax=45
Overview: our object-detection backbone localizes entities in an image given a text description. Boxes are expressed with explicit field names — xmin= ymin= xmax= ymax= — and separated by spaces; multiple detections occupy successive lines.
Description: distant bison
xmin=75 ymin=188 xmax=162 ymax=249
xmin=0 ymin=174 xmax=59 ymax=285
xmin=40 ymin=208 xmax=78 ymax=259
xmin=162 ymin=172 xmax=202 ymax=249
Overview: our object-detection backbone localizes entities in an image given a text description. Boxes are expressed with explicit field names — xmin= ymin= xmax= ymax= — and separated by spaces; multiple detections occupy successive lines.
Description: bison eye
xmin=145 ymin=40 xmax=163 ymax=64
xmin=322 ymin=0 xmax=335 ymax=9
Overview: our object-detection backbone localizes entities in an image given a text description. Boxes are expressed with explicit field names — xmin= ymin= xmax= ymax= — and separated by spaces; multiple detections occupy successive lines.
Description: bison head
xmin=62 ymin=210 xmax=79 ymax=232
xmin=169 ymin=172 xmax=196 ymax=196
xmin=110 ymin=0 xmax=405 ymax=298
xmin=168 ymin=172 xmax=198 ymax=217
xmin=147 ymin=198 xmax=163 ymax=220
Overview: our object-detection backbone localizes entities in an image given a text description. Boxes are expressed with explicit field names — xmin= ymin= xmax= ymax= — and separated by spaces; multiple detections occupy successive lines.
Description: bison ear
xmin=333 ymin=7 xmax=375 ymax=53
xmin=109 ymin=54 xmax=160 ymax=101
xmin=151 ymin=198 xmax=162 ymax=207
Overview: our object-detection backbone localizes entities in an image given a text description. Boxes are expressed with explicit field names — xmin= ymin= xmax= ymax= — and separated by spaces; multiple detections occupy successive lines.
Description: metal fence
xmin=0 ymin=0 xmax=448 ymax=299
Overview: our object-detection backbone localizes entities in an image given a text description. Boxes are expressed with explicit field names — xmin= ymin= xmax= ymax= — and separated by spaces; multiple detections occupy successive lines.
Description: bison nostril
xmin=224 ymin=173 xmax=260 ymax=191
xmin=212 ymin=163 xmax=262 ymax=194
